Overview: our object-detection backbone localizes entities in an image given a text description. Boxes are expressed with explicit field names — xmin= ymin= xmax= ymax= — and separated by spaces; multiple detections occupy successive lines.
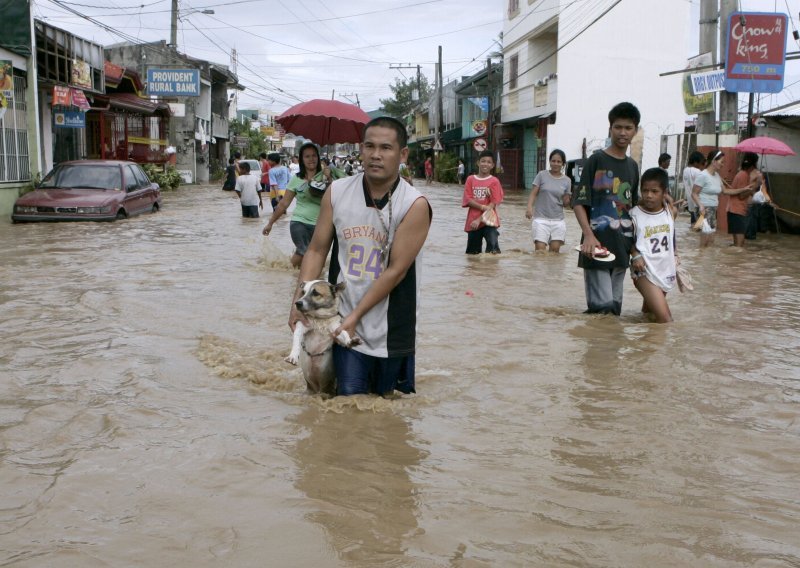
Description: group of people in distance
xmin=460 ymin=101 xmax=767 ymax=326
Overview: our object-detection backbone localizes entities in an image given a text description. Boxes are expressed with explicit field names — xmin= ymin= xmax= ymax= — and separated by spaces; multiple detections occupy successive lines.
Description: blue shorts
xmin=333 ymin=345 xmax=416 ymax=396
xmin=289 ymin=221 xmax=316 ymax=256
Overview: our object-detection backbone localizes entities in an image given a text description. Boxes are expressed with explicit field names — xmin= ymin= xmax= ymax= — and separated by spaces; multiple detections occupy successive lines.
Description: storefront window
xmin=0 ymin=74 xmax=30 ymax=182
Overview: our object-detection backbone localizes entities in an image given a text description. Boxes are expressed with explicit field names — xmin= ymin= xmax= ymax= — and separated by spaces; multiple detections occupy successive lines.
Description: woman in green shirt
xmin=262 ymin=142 xmax=342 ymax=267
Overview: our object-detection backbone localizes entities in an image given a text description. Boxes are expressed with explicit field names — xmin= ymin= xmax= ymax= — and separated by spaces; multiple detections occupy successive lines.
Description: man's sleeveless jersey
xmin=330 ymin=174 xmax=427 ymax=357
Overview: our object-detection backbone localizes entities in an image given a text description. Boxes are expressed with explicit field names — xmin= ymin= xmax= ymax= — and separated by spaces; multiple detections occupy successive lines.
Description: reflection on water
xmin=1 ymin=182 xmax=799 ymax=566
xmin=291 ymin=406 xmax=423 ymax=566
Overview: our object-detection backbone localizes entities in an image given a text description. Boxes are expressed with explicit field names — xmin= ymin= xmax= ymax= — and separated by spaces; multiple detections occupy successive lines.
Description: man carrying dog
xmin=289 ymin=116 xmax=432 ymax=397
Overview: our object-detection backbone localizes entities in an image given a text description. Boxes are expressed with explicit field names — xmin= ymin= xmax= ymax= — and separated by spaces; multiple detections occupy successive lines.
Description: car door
xmin=132 ymin=165 xmax=157 ymax=210
xmin=123 ymin=164 xmax=147 ymax=214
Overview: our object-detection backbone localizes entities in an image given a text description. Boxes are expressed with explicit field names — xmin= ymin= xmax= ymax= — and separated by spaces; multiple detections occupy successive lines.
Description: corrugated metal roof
xmin=763 ymin=102 xmax=800 ymax=116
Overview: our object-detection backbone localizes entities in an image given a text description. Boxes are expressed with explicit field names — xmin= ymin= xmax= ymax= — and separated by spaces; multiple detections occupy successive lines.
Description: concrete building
xmin=501 ymin=0 xmax=689 ymax=188
xmin=105 ymin=41 xmax=241 ymax=184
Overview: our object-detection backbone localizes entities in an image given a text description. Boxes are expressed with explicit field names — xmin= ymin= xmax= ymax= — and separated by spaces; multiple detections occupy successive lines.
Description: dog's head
xmin=294 ymin=280 xmax=345 ymax=318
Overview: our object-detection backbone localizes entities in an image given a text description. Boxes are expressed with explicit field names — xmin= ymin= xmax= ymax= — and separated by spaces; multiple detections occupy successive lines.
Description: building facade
xmin=106 ymin=41 xmax=240 ymax=184
xmin=502 ymin=0 xmax=689 ymax=188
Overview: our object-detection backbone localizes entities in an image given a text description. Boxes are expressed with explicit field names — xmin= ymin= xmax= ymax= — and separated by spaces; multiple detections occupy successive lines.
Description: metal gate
xmin=660 ymin=132 xmax=698 ymax=202
xmin=497 ymin=148 xmax=522 ymax=189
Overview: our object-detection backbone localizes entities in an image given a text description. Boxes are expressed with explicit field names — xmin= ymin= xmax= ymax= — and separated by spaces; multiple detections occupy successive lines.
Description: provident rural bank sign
xmin=726 ymin=12 xmax=788 ymax=93
xmin=146 ymin=69 xmax=200 ymax=97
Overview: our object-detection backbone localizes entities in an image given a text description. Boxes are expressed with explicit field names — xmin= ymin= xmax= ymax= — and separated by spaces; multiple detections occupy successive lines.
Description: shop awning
xmin=93 ymin=93 xmax=171 ymax=115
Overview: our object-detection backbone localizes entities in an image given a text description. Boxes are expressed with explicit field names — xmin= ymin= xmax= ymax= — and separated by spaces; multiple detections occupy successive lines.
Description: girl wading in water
xmin=526 ymin=149 xmax=572 ymax=253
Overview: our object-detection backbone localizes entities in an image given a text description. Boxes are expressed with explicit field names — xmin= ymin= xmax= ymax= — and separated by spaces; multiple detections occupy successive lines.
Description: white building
xmin=501 ymin=0 xmax=690 ymax=187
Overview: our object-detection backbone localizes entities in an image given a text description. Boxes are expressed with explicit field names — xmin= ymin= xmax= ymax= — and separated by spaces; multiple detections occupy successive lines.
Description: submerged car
xmin=12 ymin=160 xmax=162 ymax=222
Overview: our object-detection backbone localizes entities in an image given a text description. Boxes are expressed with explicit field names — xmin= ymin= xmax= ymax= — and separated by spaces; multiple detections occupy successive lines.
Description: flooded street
xmin=2 ymin=182 xmax=800 ymax=567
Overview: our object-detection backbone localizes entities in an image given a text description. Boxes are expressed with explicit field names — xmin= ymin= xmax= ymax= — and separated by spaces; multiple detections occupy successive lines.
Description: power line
xmin=38 ymin=0 xmax=440 ymax=21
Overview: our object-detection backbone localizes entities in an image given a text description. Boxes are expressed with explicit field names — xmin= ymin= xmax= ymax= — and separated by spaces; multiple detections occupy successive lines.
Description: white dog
xmin=286 ymin=280 xmax=359 ymax=396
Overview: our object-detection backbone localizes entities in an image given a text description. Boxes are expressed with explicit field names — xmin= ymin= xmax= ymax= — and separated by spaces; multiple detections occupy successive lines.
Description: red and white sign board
xmin=473 ymin=137 xmax=487 ymax=152
xmin=726 ymin=12 xmax=788 ymax=93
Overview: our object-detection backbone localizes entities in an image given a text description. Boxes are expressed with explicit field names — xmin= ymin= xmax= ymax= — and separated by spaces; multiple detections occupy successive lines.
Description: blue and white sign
xmin=690 ymin=70 xmax=728 ymax=95
xmin=54 ymin=110 xmax=85 ymax=129
xmin=146 ymin=68 xmax=200 ymax=97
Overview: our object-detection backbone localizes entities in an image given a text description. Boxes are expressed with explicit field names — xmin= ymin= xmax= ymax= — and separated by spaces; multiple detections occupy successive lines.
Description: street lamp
xmin=170 ymin=2 xmax=215 ymax=49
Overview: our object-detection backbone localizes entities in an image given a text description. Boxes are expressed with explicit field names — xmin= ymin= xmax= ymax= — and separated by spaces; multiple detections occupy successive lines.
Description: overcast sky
xmin=30 ymin=0 xmax=800 ymax=114
xmin=31 ymin=0 xmax=504 ymax=113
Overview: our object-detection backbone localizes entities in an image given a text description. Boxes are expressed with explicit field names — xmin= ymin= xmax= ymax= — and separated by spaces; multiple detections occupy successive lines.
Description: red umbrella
xmin=733 ymin=136 xmax=795 ymax=156
xmin=275 ymin=99 xmax=371 ymax=145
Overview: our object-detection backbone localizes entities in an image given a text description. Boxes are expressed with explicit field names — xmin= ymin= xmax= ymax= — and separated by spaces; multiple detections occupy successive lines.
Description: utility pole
xmin=389 ymin=64 xmax=422 ymax=102
xmin=437 ymin=46 xmax=443 ymax=136
xmin=486 ymin=57 xmax=492 ymax=149
xmin=340 ymin=93 xmax=360 ymax=107
xmin=718 ymin=0 xmax=739 ymax=231
xmin=719 ymin=0 xmax=739 ymax=144
xmin=170 ymin=0 xmax=178 ymax=48
xmin=697 ymin=0 xmax=717 ymax=150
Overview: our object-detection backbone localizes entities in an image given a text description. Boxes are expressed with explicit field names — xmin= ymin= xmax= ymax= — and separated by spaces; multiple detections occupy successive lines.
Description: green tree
xmin=229 ymin=118 xmax=268 ymax=158
xmin=380 ymin=75 xmax=432 ymax=118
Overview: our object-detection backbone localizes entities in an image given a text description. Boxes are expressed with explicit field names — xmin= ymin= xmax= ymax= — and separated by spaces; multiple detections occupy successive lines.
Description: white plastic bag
xmin=701 ymin=219 xmax=715 ymax=234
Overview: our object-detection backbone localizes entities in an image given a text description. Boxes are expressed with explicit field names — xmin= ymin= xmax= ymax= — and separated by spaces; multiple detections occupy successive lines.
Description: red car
xmin=12 ymin=160 xmax=162 ymax=222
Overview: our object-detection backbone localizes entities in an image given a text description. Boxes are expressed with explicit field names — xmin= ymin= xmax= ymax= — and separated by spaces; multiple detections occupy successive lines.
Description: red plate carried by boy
xmin=574 ymin=245 xmax=616 ymax=262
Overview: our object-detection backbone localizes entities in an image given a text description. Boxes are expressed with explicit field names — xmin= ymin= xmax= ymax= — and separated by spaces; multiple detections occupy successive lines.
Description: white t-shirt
xmin=694 ymin=170 xmax=722 ymax=207
xmin=682 ymin=166 xmax=701 ymax=211
xmin=235 ymin=173 xmax=261 ymax=206
xmin=289 ymin=163 xmax=300 ymax=176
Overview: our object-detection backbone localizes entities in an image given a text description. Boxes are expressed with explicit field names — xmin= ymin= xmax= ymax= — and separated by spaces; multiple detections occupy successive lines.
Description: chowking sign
xmin=146 ymin=69 xmax=200 ymax=97
xmin=726 ymin=12 xmax=788 ymax=93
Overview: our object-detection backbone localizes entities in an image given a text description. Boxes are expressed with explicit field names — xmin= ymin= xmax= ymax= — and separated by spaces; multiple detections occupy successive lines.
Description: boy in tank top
xmin=629 ymin=168 xmax=677 ymax=323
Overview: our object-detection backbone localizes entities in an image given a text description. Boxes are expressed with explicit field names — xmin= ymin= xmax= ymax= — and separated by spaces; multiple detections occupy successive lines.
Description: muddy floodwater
xmin=2 ymin=181 xmax=799 ymax=567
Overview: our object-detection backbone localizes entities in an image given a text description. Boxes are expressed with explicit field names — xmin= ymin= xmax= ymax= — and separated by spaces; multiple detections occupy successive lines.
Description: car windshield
xmin=40 ymin=165 xmax=122 ymax=190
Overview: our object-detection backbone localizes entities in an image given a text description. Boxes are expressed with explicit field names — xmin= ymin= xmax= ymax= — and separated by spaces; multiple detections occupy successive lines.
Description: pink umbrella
xmin=276 ymin=99 xmax=372 ymax=145
xmin=733 ymin=136 xmax=795 ymax=156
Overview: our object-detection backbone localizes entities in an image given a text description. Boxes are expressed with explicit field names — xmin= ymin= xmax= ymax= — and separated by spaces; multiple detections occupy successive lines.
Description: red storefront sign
xmin=725 ymin=12 xmax=788 ymax=93
xmin=53 ymin=85 xmax=71 ymax=106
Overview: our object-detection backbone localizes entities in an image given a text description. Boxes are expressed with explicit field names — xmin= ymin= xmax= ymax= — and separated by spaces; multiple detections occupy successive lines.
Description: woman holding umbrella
xmin=262 ymin=142 xmax=344 ymax=268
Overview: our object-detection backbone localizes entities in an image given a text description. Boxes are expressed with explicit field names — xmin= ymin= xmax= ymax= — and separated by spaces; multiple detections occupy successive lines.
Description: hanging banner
xmin=470 ymin=119 xmax=488 ymax=137
xmin=682 ymin=53 xmax=715 ymax=115
xmin=53 ymin=85 xmax=72 ymax=106
xmin=0 ymin=92 xmax=8 ymax=121
xmin=71 ymin=59 xmax=92 ymax=89
xmin=71 ymin=89 xmax=91 ymax=111
xmin=468 ymin=97 xmax=489 ymax=113
xmin=726 ymin=12 xmax=788 ymax=93
xmin=0 ymin=60 xmax=13 ymax=97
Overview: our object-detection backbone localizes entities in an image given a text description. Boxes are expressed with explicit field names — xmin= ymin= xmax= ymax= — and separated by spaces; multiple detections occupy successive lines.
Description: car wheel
xmin=152 ymin=203 xmax=160 ymax=213
xmin=116 ymin=209 xmax=127 ymax=220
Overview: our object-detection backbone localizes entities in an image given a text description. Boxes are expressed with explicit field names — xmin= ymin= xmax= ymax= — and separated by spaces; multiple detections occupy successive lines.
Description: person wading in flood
xmin=288 ymin=116 xmax=432 ymax=397
xmin=573 ymin=101 xmax=641 ymax=315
